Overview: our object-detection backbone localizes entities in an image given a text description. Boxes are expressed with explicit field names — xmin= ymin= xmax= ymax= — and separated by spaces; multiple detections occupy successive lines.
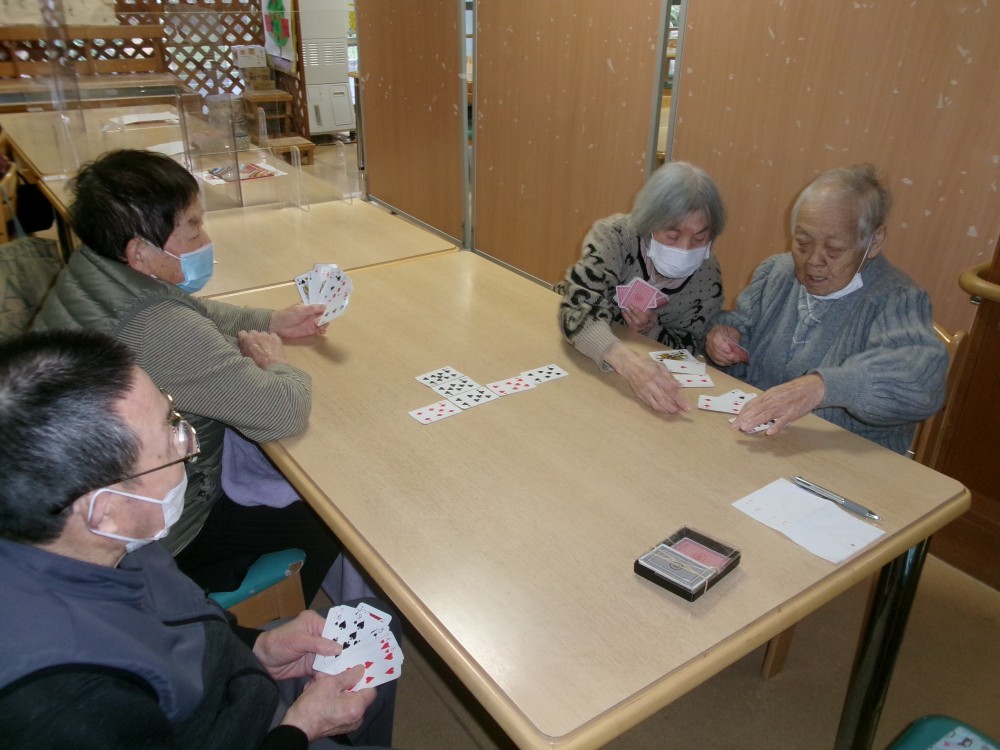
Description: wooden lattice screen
xmin=114 ymin=0 xmax=309 ymax=136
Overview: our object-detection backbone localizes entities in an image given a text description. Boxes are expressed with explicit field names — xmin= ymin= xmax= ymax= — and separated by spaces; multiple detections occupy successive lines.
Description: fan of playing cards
xmin=313 ymin=602 xmax=403 ymax=691
xmin=296 ymin=264 xmax=353 ymax=326
xmin=615 ymin=277 xmax=669 ymax=310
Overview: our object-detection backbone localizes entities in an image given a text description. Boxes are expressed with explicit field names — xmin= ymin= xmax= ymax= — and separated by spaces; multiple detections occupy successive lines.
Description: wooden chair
xmin=207 ymin=548 xmax=307 ymax=628
xmin=759 ymin=324 xmax=970 ymax=679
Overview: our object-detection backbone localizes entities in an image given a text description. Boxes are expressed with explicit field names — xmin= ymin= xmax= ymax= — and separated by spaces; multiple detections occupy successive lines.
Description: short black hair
xmin=0 ymin=330 xmax=141 ymax=543
xmin=69 ymin=149 xmax=200 ymax=262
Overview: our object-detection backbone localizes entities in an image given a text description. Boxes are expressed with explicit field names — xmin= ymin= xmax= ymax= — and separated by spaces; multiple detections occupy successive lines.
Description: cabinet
xmin=298 ymin=0 xmax=355 ymax=134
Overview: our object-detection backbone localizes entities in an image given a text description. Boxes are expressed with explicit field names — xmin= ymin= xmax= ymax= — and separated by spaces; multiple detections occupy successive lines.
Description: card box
xmin=634 ymin=527 xmax=740 ymax=601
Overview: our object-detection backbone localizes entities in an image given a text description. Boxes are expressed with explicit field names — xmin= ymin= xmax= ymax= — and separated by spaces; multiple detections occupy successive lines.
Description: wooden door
xmin=931 ymin=244 xmax=1000 ymax=590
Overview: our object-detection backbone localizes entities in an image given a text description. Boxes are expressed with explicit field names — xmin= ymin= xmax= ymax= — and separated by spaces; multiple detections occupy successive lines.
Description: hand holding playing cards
xmin=605 ymin=344 xmax=690 ymax=414
xmin=731 ymin=373 xmax=826 ymax=435
xmin=621 ymin=306 xmax=657 ymax=334
xmin=238 ymin=330 xmax=288 ymax=368
xmin=269 ymin=303 xmax=329 ymax=338
xmin=253 ymin=610 xmax=340 ymax=680
xmin=705 ymin=325 xmax=746 ymax=366
xmin=280 ymin=667 xmax=375 ymax=742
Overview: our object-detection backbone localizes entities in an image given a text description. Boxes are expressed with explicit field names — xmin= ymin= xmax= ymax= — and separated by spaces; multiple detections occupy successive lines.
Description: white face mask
xmin=648 ymin=237 xmax=711 ymax=279
xmin=87 ymin=474 xmax=187 ymax=553
xmin=808 ymin=236 xmax=873 ymax=302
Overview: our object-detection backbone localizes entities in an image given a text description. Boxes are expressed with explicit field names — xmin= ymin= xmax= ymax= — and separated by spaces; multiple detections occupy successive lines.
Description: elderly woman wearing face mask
xmin=705 ymin=163 xmax=947 ymax=454
xmin=556 ymin=161 xmax=726 ymax=414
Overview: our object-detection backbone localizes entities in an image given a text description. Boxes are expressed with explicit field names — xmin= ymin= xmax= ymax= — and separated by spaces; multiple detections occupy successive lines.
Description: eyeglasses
xmin=106 ymin=390 xmax=200 ymax=485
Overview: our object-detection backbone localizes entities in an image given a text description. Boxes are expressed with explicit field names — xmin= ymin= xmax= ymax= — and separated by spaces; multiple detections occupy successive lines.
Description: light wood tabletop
xmin=198 ymin=199 xmax=457 ymax=297
xmin=201 ymin=251 xmax=971 ymax=749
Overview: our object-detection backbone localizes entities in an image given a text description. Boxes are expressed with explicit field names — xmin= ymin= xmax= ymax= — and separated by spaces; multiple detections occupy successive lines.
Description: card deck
xmin=486 ymin=376 xmax=536 ymax=396
xmin=698 ymin=388 xmax=757 ymax=414
xmin=408 ymin=399 xmax=461 ymax=424
xmin=295 ymin=264 xmax=353 ymax=324
xmin=520 ymin=364 xmax=568 ymax=385
xmin=615 ymin=277 xmax=661 ymax=310
xmin=314 ymin=605 xmax=404 ymax=692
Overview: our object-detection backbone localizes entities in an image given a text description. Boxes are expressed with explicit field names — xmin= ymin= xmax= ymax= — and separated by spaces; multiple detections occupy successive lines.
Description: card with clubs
xmin=520 ymin=364 xmax=569 ymax=385
xmin=448 ymin=386 xmax=499 ymax=409
xmin=431 ymin=375 xmax=480 ymax=398
xmin=698 ymin=388 xmax=757 ymax=414
xmin=415 ymin=366 xmax=464 ymax=387
xmin=409 ymin=399 xmax=461 ymax=424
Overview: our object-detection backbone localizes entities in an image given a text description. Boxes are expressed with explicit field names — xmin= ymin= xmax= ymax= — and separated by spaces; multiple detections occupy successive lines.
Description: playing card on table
xmin=408 ymin=399 xmax=461 ymax=424
xmin=415 ymin=366 xmax=464 ymax=387
xmin=672 ymin=372 xmax=715 ymax=387
xmin=448 ymin=386 xmax=499 ymax=409
xmin=486 ymin=376 xmax=536 ymax=396
xmin=520 ymin=364 xmax=568 ymax=385
xmin=649 ymin=349 xmax=707 ymax=375
xmin=698 ymin=388 xmax=757 ymax=414
xmin=431 ymin=374 xmax=479 ymax=398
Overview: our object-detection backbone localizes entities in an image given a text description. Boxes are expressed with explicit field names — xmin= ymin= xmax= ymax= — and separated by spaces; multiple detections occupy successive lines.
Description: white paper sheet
xmin=148 ymin=141 xmax=186 ymax=157
xmin=733 ymin=478 xmax=884 ymax=564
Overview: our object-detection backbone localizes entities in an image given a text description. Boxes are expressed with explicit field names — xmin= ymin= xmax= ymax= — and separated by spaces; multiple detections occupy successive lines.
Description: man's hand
xmin=281 ymin=667 xmax=376 ymax=741
xmin=269 ymin=304 xmax=329 ymax=338
xmin=253 ymin=611 xmax=340 ymax=681
xmin=705 ymin=325 xmax=743 ymax=366
xmin=731 ymin=373 xmax=826 ymax=436
xmin=604 ymin=344 xmax=690 ymax=414
xmin=621 ymin=306 xmax=656 ymax=335
xmin=237 ymin=330 xmax=289 ymax=369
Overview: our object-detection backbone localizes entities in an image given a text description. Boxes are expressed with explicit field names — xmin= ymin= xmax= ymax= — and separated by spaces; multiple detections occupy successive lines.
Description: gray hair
xmin=630 ymin=161 xmax=726 ymax=238
xmin=791 ymin=163 xmax=892 ymax=245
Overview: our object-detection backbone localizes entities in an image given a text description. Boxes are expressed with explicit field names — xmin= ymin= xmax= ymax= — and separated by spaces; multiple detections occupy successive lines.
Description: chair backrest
xmin=910 ymin=323 xmax=969 ymax=470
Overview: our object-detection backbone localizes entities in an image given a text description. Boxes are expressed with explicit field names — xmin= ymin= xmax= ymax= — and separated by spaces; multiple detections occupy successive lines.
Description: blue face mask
xmin=164 ymin=242 xmax=215 ymax=293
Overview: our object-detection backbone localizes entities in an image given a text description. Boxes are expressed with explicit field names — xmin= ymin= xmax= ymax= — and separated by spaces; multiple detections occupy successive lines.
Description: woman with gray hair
xmin=705 ymin=164 xmax=947 ymax=453
xmin=556 ymin=161 xmax=727 ymax=414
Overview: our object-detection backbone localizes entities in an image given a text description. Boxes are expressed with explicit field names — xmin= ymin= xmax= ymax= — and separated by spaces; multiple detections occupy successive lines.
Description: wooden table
xmin=217 ymin=252 xmax=969 ymax=750
xmin=198 ymin=199 xmax=457 ymax=296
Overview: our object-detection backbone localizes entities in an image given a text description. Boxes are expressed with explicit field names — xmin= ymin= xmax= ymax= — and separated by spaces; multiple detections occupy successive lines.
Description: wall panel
xmin=475 ymin=0 xmax=664 ymax=284
xmin=356 ymin=0 xmax=464 ymax=242
xmin=674 ymin=1 xmax=1000 ymax=334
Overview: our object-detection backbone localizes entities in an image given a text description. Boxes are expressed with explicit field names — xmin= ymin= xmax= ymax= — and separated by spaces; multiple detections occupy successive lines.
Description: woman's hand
xmin=281 ymin=667 xmax=376 ymax=741
xmin=269 ymin=304 xmax=329 ymax=339
xmin=731 ymin=373 xmax=826 ymax=436
xmin=604 ymin=344 xmax=690 ymax=414
xmin=705 ymin=325 xmax=744 ymax=366
xmin=621 ymin=306 xmax=657 ymax=335
xmin=238 ymin=330 xmax=289 ymax=368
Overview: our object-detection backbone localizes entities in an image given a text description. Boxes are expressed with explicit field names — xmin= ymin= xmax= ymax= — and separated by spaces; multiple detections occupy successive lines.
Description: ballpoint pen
xmin=790 ymin=476 xmax=881 ymax=521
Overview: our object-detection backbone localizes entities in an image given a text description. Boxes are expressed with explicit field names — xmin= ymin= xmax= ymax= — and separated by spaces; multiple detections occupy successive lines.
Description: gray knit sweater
xmin=709 ymin=253 xmax=947 ymax=454
xmin=555 ymin=214 xmax=723 ymax=368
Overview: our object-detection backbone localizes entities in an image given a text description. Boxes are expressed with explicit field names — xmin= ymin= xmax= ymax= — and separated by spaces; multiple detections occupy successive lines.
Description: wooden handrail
xmin=959 ymin=262 xmax=1000 ymax=304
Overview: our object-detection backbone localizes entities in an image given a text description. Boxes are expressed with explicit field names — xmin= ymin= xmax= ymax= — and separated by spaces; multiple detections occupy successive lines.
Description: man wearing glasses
xmin=0 ymin=331 xmax=394 ymax=749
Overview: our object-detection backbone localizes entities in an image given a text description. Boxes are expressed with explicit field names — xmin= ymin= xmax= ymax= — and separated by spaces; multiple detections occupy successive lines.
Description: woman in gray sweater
xmin=706 ymin=164 xmax=946 ymax=454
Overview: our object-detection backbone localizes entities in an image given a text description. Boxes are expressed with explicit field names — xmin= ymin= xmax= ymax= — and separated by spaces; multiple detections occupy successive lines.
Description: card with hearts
xmin=672 ymin=372 xmax=715 ymax=387
xmin=409 ymin=399 xmax=461 ymax=424
xmin=314 ymin=605 xmax=404 ymax=692
xmin=698 ymin=389 xmax=757 ymax=414
xmin=486 ymin=376 xmax=536 ymax=396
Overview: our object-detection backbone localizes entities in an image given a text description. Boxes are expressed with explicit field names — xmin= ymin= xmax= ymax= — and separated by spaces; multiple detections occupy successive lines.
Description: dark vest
xmin=0 ymin=539 xmax=276 ymax=744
